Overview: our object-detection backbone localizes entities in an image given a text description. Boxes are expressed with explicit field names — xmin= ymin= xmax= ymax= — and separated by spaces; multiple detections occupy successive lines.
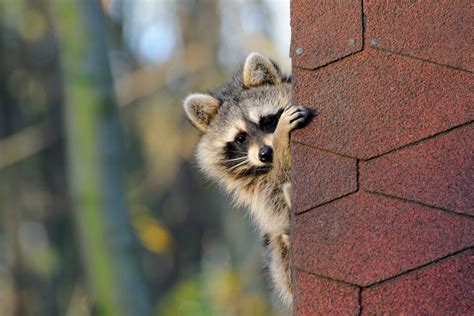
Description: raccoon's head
xmin=183 ymin=52 xmax=291 ymax=185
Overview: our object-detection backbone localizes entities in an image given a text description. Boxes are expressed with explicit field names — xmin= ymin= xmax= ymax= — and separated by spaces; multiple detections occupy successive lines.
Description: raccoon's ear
xmin=243 ymin=52 xmax=282 ymax=88
xmin=183 ymin=93 xmax=221 ymax=132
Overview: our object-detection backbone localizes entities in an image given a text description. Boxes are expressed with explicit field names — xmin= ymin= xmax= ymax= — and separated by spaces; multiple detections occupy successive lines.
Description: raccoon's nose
xmin=258 ymin=146 xmax=273 ymax=163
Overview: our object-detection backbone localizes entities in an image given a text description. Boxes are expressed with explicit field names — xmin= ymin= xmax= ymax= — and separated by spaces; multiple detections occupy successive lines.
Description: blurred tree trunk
xmin=51 ymin=1 xmax=151 ymax=315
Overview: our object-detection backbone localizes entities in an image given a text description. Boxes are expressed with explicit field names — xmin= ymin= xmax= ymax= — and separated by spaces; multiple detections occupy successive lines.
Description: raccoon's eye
xmin=234 ymin=132 xmax=247 ymax=144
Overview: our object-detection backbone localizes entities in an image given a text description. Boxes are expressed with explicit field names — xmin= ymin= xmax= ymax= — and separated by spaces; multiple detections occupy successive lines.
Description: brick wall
xmin=290 ymin=1 xmax=473 ymax=314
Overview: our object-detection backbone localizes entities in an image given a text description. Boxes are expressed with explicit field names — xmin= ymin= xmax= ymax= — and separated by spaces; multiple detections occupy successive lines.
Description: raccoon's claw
xmin=289 ymin=106 xmax=313 ymax=129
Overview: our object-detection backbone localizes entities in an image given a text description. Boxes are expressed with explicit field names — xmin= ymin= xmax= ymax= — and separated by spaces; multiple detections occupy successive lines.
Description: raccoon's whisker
xmin=222 ymin=157 xmax=247 ymax=163
xmin=227 ymin=159 xmax=249 ymax=172
xmin=228 ymin=160 xmax=248 ymax=171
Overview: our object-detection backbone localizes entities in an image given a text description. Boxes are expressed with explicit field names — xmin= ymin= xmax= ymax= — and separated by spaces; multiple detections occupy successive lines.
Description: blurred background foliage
xmin=0 ymin=0 xmax=291 ymax=315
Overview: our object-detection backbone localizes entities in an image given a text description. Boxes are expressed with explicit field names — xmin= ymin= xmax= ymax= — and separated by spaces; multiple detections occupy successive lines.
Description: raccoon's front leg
xmin=271 ymin=105 xmax=313 ymax=184
xmin=282 ymin=182 xmax=292 ymax=208
xmin=266 ymin=233 xmax=292 ymax=307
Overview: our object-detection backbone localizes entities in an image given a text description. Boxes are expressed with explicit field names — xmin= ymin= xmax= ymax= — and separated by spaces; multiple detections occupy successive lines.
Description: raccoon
xmin=183 ymin=52 xmax=312 ymax=308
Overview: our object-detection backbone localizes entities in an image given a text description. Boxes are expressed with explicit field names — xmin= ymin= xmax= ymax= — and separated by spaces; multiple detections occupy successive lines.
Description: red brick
xmin=292 ymin=49 xmax=474 ymax=159
xmin=292 ymin=192 xmax=474 ymax=286
xmin=365 ymin=1 xmax=474 ymax=72
xmin=362 ymin=125 xmax=474 ymax=216
xmin=362 ymin=250 xmax=474 ymax=315
xmin=291 ymin=142 xmax=357 ymax=214
xmin=294 ymin=269 xmax=360 ymax=316
xmin=290 ymin=0 xmax=362 ymax=69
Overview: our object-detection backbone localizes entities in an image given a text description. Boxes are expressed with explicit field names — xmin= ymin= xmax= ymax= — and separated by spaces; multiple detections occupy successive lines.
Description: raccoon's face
xmin=184 ymin=52 xmax=291 ymax=182
xmin=224 ymin=107 xmax=283 ymax=168
xmin=216 ymin=101 xmax=286 ymax=178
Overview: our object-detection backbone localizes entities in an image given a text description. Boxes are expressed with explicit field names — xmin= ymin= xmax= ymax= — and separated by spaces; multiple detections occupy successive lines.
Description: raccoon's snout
xmin=258 ymin=146 xmax=273 ymax=163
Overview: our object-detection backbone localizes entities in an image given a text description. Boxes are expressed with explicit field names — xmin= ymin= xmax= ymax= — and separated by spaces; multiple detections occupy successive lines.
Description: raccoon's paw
xmin=278 ymin=105 xmax=314 ymax=134
xmin=288 ymin=105 xmax=314 ymax=130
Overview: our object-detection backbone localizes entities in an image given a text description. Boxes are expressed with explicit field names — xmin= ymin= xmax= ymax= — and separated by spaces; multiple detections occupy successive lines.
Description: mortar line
xmin=295 ymin=267 xmax=360 ymax=288
xmin=292 ymin=140 xmax=357 ymax=160
xmin=361 ymin=0 xmax=366 ymax=50
xmin=293 ymin=48 xmax=363 ymax=72
xmin=293 ymin=121 xmax=473 ymax=164
xmin=364 ymin=190 xmax=474 ymax=219
xmin=373 ymin=46 xmax=473 ymax=75
xmin=356 ymin=159 xmax=360 ymax=192
xmin=357 ymin=287 xmax=363 ymax=316
xmin=295 ymin=248 xmax=472 ymax=293
xmin=295 ymin=190 xmax=357 ymax=215
xmin=365 ymin=247 xmax=473 ymax=288
xmin=364 ymin=120 xmax=474 ymax=161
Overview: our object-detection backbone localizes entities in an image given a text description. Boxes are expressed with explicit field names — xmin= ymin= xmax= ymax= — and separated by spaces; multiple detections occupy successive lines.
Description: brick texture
xmin=290 ymin=0 xmax=362 ymax=69
xmin=292 ymin=142 xmax=357 ymax=213
xmin=292 ymin=192 xmax=474 ymax=286
xmin=362 ymin=250 xmax=474 ymax=315
xmin=291 ymin=2 xmax=474 ymax=314
xmin=365 ymin=1 xmax=474 ymax=72
xmin=292 ymin=49 xmax=474 ymax=159
xmin=294 ymin=270 xmax=360 ymax=316
xmin=362 ymin=126 xmax=474 ymax=216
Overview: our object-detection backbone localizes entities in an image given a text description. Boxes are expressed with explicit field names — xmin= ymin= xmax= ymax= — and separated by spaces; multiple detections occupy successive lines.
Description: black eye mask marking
xmin=221 ymin=138 xmax=248 ymax=169
xmin=259 ymin=109 xmax=283 ymax=133
xmin=221 ymin=131 xmax=272 ymax=177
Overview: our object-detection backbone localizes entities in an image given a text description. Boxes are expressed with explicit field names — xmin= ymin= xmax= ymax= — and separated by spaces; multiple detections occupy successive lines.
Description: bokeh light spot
xmin=19 ymin=10 xmax=47 ymax=42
